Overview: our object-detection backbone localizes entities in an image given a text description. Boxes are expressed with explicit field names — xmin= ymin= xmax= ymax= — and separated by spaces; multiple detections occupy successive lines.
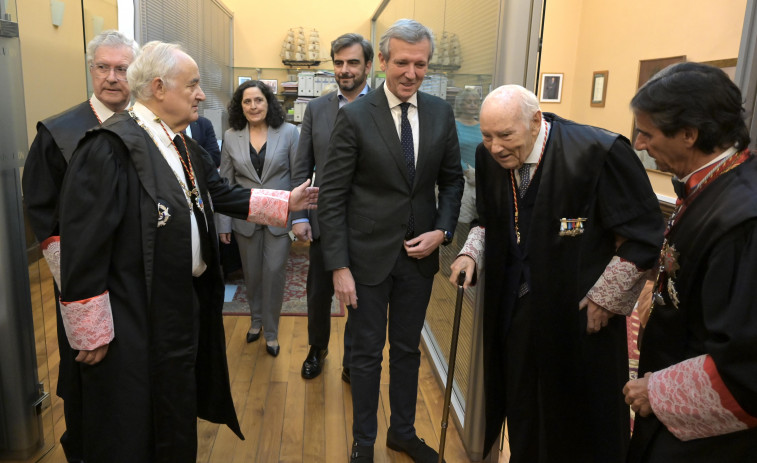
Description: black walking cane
xmin=438 ymin=269 xmax=475 ymax=463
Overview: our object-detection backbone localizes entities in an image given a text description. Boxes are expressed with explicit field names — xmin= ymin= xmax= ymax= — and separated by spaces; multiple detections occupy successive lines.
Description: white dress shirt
xmin=132 ymin=102 xmax=207 ymax=276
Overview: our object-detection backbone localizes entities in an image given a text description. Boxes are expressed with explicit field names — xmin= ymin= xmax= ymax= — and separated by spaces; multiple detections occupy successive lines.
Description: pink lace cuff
xmin=60 ymin=291 xmax=115 ymax=351
xmin=586 ymin=256 xmax=648 ymax=316
xmin=458 ymin=226 xmax=485 ymax=268
xmin=248 ymin=189 xmax=290 ymax=228
xmin=41 ymin=236 xmax=61 ymax=288
xmin=648 ymin=354 xmax=757 ymax=441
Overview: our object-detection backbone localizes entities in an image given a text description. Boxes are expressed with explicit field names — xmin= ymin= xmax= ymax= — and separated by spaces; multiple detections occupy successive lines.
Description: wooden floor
xmin=32 ymin=255 xmax=493 ymax=463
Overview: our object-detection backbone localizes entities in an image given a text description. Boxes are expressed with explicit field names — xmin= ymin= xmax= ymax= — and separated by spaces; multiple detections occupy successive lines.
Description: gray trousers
xmin=235 ymin=226 xmax=292 ymax=342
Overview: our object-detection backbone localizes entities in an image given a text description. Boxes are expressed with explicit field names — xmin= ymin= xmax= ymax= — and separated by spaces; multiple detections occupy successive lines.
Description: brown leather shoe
xmin=301 ymin=346 xmax=328 ymax=379
xmin=386 ymin=427 xmax=444 ymax=463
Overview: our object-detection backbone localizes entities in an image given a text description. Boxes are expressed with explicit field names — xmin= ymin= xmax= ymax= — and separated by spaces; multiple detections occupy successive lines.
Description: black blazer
xmin=317 ymin=85 xmax=463 ymax=285
xmin=189 ymin=116 xmax=221 ymax=167
xmin=290 ymin=91 xmax=340 ymax=239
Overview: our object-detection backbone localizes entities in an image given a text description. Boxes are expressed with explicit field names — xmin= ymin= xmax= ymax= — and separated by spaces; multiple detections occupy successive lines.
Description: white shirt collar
xmin=523 ymin=116 xmax=550 ymax=165
xmin=89 ymin=94 xmax=125 ymax=123
xmin=384 ymin=83 xmax=418 ymax=109
xmin=678 ymin=145 xmax=738 ymax=183
xmin=131 ymin=101 xmax=178 ymax=149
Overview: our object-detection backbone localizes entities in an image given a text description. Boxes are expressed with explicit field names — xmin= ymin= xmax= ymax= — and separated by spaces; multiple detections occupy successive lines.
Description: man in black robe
xmin=450 ymin=85 xmax=663 ymax=462
xmin=624 ymin=62 xmax=757 ymax=462
xmin=56 ymin=41 xmax=317 ymax=462
xmin=22 ymin=30 xmax=138 ymax=463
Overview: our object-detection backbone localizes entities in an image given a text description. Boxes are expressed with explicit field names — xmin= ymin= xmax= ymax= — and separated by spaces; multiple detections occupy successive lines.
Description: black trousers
xmin=307 ymin=238 xmax=351 ymax=367
xmin=349 ymin=249 xmax=433 ymax=446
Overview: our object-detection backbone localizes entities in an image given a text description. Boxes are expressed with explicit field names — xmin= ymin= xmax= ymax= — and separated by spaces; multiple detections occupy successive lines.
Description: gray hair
xmin=454 ymin=88 xmax=481 ymax=114
xmin=484 ymin=85 xmax=540 ymax=124
xmin=379 ymin=19 xmax=434 ymax=60
xmin=127 ymin=41 xmax=187 ymax=101
xmin=86 ymin=30 xmax=139 ymax=67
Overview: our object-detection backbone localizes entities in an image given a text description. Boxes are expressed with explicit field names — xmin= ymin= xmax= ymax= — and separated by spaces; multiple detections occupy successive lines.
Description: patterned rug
xmin=222 ymin=242 xmax=345 ymax=317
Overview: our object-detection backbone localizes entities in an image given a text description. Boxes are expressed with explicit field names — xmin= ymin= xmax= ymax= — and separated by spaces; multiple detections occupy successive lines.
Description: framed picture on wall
xmin=591 ymin=71 xmax=608 ymax=107
xmin=261 ymin=79 xmax=278 ymax=94
xmin=238 ymin=76 xmax=252 ymax=86
xmin=702 ymin=58 xmax=738 ymax=81
xmin=539 ymin=73 xmax=563 ymax=103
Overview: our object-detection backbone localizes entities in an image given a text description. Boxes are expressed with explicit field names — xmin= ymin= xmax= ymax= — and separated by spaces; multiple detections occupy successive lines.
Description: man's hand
xmin=404 ymin=230 xmax=444 ymax=259
xmin=75 ymin=344 xmax=109 ymax=365
xmin=579 ymin=296 xmax=615 ymax=334
xmin=450 ymin=255 xmax=476 ymax=289
xmin=219 ymin=233 xmax=231 ymax=245
xmin=623 ymin=372 xmax=653 ymax=417
xmin=289 ymin=179 xmax=318 ymax=212
xmin=292 ymin=222 xmax=312 ymax=242
xmin=333 ymin=267 xmax=358 ymax=309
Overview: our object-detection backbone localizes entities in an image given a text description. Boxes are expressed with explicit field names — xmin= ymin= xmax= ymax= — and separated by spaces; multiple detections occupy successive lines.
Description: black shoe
xmin=301 ymin=346 xmax=328 ymax=379
xmin=341 ymin=367 xmax=351 ymax=384
xmin=386 ymin=427 xmax=444 ymax=463
xmin=246 ymin=330 xmax=261 ymax=343
xmin=266 ymin=343 xmax=280 ymax=357
xmin=350 ymin=441 xmax=373 ymax=462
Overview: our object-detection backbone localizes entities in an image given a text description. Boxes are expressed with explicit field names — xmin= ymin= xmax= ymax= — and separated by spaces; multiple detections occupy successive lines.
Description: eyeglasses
xmin=91 ymin=63 xmax=128 ymax=81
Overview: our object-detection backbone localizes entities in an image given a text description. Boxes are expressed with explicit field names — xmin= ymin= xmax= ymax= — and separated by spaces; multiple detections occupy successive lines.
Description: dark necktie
xmin=174 ymin=135 xmax=211 ymax=265
xmin=672 ymin=178 xmax=686 ymax=201
xmin=518 ymin=163 xmax=531 ymax=197
xmin=400 ymin=102 xmax=415 ymax=238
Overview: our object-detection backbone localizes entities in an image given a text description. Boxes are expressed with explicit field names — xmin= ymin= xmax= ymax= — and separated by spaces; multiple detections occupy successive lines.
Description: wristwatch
xmin=439 ymin=229 xmax=453 ymax=245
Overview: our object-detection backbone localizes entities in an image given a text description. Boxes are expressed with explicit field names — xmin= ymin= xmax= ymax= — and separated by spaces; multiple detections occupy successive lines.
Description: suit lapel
xmin=237 ymin=127 xmax=261 ymax=183
xmin=415 ymin=93 xmax=433 ymax=191
xmin=368 ymin=86 xmax=412 ymax=187
xmin=326 ymin=93 xmax=339 ymax=130
xmin=261 ymin=125 xmax=281 ymax=181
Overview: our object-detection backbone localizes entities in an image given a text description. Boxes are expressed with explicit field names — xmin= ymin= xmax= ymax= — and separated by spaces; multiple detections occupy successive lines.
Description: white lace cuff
xmin=248 ymin=189 xmax=290 ymax=228
xmin=41 ymin=236 xmax=61 ymax=288
xmin=458 ymin=225 xmax=485 ymax=269
xmin=648 ymin=354 xmax=757 ymax=441
xmin=586 ymin=256 xmax=648 ymax=316
xmin=60 ymin=291 xmax=115 ymax=351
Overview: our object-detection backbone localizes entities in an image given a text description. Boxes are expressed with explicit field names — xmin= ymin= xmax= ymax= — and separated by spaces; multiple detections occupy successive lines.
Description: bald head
xmin=480 ymin=85 xmax=543 ymax=170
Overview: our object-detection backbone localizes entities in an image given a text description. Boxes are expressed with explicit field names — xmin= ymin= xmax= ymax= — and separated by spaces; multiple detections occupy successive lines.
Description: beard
xmin=337 ymin=73 xmax=366 ymax=92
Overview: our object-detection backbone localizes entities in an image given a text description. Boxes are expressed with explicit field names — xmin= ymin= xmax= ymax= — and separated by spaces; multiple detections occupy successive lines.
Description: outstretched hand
xmin=289 ymin=179 xmax=318 ymax=212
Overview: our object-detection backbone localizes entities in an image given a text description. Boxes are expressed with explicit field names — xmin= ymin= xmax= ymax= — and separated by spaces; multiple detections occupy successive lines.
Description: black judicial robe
xmin=23 ymin=101 xmax=99 ymax=407
xmin=58 ymin=113 xmax=248 ymax=462
xmin=477 ymin=113 xmax=663 ymax=461
xmin=628 ymin=156 xmax=757 ymax=463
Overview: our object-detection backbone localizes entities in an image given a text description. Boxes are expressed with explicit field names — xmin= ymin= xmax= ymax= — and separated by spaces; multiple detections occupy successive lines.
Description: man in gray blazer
xmin=292 ymin=33 xmax=373 ymax=381
xmin=318 ymin=19 xmax=463 ymax=463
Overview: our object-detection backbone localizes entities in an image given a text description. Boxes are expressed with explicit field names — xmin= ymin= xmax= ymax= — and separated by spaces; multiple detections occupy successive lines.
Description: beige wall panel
xmin=541 ymin=0 xmax=746 ymax=138
xmin=17 ymin=0 xmax=87 ymax=145
xmin=225 ymin=0 xmax=377 ymax=69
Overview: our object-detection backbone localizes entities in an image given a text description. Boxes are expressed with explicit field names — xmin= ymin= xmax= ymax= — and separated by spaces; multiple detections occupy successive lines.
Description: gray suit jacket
xmin=290 ymin=91 xmax=340 ymax=239
xmin=217 ymin=122 xmax=299 ymax=237
xmin=317 ymin=85 xmax=464 ymax=285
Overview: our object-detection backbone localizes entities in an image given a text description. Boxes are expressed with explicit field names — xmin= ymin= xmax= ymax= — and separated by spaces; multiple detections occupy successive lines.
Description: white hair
xmin=379 ymin=19 xmax=435 ymax=60
xmin=127 ymin=41 xmax=187 ymax=101
xmin=484 ymin=85 xmax=541 ymax=123
xmin=86 ymin=30 xmax=139 ymax=67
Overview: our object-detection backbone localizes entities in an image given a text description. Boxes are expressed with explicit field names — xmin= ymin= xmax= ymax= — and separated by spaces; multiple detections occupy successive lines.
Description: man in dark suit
xmin=292 ymin=32 xmax=373 ymax=381
xmin=187 ymin=115 xmax=221 ymax=167
xmin=318 ymin=19 xmax=463 ymax=463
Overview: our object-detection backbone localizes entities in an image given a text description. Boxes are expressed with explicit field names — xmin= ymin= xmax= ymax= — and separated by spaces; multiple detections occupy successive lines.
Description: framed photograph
xmin=238 ymin=76 xmax=251 ymax=86
xmin=539 ymin=73 xmax=563 ymax=103
xmin=702 ymin=58 xmax=738 ymax=81
xmin=591 ymin=71 xmax=608 ymax=107
xmin=261 ymin=79 xmax=278 ymax=94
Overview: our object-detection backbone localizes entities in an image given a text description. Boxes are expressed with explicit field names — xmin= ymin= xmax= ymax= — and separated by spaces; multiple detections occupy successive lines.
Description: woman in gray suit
xmin=218 ymin=80 xmax=299 ymax=356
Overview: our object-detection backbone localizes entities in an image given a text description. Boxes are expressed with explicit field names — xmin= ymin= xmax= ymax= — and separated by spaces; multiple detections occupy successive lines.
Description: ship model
xmin=430 ymin=31 xmax=461 ymax=71
xmin=281 ymin=27 xmax=321 ymax=67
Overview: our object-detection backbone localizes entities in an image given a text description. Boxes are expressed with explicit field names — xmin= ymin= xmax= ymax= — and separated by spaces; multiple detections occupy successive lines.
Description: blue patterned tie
xmin=400 ymin=102 xmax=415 ymax=237
xmin=518 ymin=163 xmax=531 ymax=197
